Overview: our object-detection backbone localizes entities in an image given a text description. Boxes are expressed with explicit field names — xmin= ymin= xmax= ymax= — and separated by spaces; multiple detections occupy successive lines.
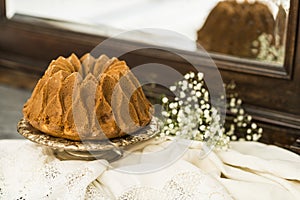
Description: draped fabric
xmin=0 ymin=139 xmax=299 ymax=200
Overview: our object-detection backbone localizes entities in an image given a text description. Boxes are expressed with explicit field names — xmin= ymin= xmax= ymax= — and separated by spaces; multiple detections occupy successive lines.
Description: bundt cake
xmin=23 ymin=53 xmax=152 ymax=141
xmin=197 ymin=1 xmax=275 ymax=59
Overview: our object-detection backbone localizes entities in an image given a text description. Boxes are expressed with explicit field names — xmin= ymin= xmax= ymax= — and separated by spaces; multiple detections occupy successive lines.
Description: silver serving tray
xmin=17 ymin=117 xmax=159 ymax=162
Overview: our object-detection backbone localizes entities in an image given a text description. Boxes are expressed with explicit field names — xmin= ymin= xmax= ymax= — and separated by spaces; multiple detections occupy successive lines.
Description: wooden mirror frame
xmin=0 ymin=0 xmax=299 ymax=153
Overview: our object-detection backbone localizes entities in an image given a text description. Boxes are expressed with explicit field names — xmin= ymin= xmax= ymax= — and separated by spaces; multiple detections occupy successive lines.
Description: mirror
xmin=6 ymin=0 xmax=290 ymax=66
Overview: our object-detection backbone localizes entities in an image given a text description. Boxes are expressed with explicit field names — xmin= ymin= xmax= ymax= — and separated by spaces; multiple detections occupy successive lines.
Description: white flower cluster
xmin=160 ymin=73 xmax=264 ymax=150
xmin=161 ymin=72 xmax=230 ymax=149
xmin=225 ymin=82 xmax=263 ymax=142
xmin=251 ymin=33 xmax=284 ymax=64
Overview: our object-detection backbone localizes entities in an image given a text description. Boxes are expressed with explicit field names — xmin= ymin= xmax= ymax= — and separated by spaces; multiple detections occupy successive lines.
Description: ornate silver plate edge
xmin=17 ymin=117 xmax=160 ymax=152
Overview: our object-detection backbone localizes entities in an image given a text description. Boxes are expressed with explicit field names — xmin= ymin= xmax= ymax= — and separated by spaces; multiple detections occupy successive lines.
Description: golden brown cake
xmin=23 ymin=53 xmax=152 ymax=141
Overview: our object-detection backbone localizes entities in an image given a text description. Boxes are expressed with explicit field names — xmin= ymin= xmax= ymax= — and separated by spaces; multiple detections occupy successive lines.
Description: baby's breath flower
xmin=170 ymin=86 xmax=176 ymax=91
xmin=246 ymin=135 xmax=252 ymax=140
xmin=237 ymin=99 xmax=242 ymax=105
xmin=184 ymin=106 xmax=191 ymax=114
xmin=172 ymin=109 xmax=177 ymax=115
xmin=254 ymin=33 xmax=284 ymax=64
xmin=162 ymin=111 xmax=169 ymax=117
xmin=204 ymin=130 xmax=210 ymax=138
xmin=192 ymin=96 xmax=198 ymax=102
xmin=184 ymin=74 xmax=190 ymax=80
xmin=239 ymin=109 xmax=244 ymax=115
xmin=251 ymin=123 xmax=257 ymax=129
xmin=197 ymin=72 xmax=204 ymax=80
xmin=160 ymin=71 xmax=262 ymax=151
xmin=204 ymin=109 xmax=210 ymax=117
xmin=168 ymin=123 xmax=174 ymax=129
xmin=190 ymin=72 xmax=195 ymax=78
xmin=231 ymin=135 xmax=237 ymax=141
xmin=253 ymin=134 xmax=260 ymax=141
xmin=204 ymin=92 xmax=209 ymax=101
xmin=180 ymin=91 xmax=186 ymax=98
xmin=162 ymin=97 xmax=168 ymax=103
xmin=230 ymin=99 xmax=236 ymax=107
xmin=199 ymin=125 xmax=206 ymax=131
xmin=182 ymin=86 xmax=187 ymax=91
xmin=231 ymin=108 xmax=238 ymax=114
xmin=237 ymin=116 xmax=243 ymax=121
xmin=206 ymin=104 xmax=210 ymax=109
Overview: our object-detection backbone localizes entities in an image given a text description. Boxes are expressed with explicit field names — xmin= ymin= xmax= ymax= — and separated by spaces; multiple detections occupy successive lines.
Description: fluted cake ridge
xmin=23 ymin=53 xmax=152 ymax=141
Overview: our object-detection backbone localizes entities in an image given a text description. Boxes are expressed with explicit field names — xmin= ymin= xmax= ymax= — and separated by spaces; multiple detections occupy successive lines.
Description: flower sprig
xmin=224 ymin=82 xmax=263 ymax=142
xmin=161 ymin=72 xmax=229 ymax=149
xmin=251 ymin=33 xmax=284 ymax=64
xmin=160 ymin=72 xmax=262 ymax=150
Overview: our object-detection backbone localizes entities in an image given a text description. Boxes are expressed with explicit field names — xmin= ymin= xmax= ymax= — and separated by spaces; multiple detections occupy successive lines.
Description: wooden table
xmin=0 ymin=84 xmax=30 ymax=139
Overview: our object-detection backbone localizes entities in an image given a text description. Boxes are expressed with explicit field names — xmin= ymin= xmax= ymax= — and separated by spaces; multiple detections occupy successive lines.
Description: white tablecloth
xmin=0 ymin=139 xmax=299 ymax=200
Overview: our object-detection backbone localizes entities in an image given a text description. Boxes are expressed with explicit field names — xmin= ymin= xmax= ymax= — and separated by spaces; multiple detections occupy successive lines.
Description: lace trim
xmin=0 ymin=142 xmax=104 ymax=199
xmin=116 ymin=171 xmax=232 ymax=200
xmin=85 ymin=182 xmax=112 ymax=200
